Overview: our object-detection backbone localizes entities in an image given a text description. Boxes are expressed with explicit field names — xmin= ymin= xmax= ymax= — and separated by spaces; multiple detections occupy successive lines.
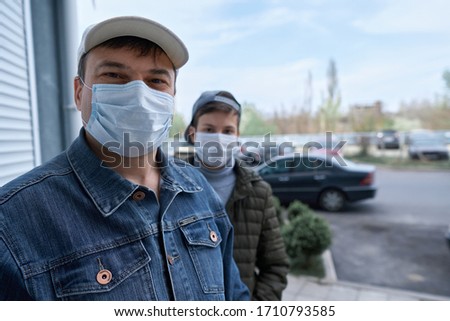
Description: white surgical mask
xmin=82 ymin=80 xmax=173 ymax=157
xmin=194 ymin=132 xmax=239 ymax=168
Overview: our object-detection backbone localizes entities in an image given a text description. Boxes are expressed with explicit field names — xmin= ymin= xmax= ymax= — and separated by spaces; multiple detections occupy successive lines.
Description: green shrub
xmin=289 ymin=255 xmax=325 ymax=278
xmin=281 ymin=211 xmax=332 ymax=268
xmin=272 ymin=196 xmax=285 ymax=225
xmin=286 ymin=200 xmax=312 ymax=220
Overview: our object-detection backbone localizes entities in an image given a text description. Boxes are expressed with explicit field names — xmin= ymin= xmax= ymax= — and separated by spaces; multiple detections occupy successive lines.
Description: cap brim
xmin=79 ymin=16 xmax=188 ymax=69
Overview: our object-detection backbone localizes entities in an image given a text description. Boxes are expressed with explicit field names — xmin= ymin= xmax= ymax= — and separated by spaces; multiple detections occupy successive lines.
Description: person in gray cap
xmin=0 ymin=16 xmax=249 ymax=301
xmin=184 ymin=90 xmax=289 ymax=300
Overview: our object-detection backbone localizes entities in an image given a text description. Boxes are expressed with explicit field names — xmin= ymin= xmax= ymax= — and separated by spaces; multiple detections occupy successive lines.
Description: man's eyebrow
xmin=200 ymin=123 xmax=236 ymax=130
xmin=149 ymin=68 xmax=173 ymax=78
xmin=200 ymin=122 xmax=216 ymax=127
xmin=95 ymin=60 xmax=129 ymax=71
xmin=94 ymin=61 xmax=173 ymax=78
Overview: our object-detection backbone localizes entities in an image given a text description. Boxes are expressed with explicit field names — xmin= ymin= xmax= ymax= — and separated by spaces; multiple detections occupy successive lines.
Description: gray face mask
xmin=82 ymin=80 xmax=173 ymax=157
xmin=194 ymin=132 xmax=239 ymax=168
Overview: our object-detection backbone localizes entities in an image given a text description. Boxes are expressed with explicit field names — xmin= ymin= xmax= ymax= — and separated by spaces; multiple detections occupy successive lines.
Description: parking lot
xmin=315 ymin=168 xmax=450 ymax=297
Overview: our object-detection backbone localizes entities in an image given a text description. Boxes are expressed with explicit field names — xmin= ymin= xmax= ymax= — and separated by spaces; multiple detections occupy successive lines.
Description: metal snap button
xmin=96 ymin=269 xmax=112 ymax=285
xmin=210 ymin=230 xmax=218 ymax=243
xmin=132 ymin=191 xmax=145 ymax=201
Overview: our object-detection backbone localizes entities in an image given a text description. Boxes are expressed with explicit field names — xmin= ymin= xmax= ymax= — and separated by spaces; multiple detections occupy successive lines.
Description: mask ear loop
xmin=77 ymin=76 xmax=91 ymax=127
xmin=78 ymin=76 xmax=92 ymax=90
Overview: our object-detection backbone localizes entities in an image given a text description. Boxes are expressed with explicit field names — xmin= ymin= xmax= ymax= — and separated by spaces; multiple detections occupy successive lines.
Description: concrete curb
xmin=321 ymin=249 xmax=337 ymax=283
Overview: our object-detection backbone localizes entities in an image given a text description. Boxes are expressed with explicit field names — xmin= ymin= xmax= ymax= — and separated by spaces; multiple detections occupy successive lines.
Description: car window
xmin=292 ymin=157 xmax=325 ymax=172
xmin=412 ymin=138 xmax=445 ymax=146
xmin=259 ymin=156 xmax=334 ymax=175
xmin=310 ymin=157 xmax=325 ymax=169
xmin=277 ymin=158 xmax=295 ymax=173
xmin=259 ymin=157 xmax=299 ymax=175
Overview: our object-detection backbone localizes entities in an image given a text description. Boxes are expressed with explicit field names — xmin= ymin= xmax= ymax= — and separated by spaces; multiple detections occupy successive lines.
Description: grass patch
xmin=289 ymin=255 xmax=325 ymax=278
xmin=347 ymin=154 xmax=450 ymax=171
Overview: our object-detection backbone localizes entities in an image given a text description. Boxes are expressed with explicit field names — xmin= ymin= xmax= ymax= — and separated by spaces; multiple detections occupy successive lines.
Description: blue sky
xmin=76 ymin=0 xmax=450 ymax=123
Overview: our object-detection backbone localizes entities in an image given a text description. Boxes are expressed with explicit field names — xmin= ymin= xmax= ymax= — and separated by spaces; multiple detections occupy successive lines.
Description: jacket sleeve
xmin=0 ymin=238 xmax=32 ymax=300
xmin=252 ymin=186 xmax=290 ymax=301
xmin=222 ymin=223 xmax=250 ymax=301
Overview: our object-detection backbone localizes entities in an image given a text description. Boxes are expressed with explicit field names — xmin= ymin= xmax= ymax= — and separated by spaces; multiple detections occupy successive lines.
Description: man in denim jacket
xmin=0 ymin=16 xmax=249 ymax=301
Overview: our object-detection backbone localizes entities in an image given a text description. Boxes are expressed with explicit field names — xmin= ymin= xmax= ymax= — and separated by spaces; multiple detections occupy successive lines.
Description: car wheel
xmin=319 ymin=189 xmax=345 ymax=212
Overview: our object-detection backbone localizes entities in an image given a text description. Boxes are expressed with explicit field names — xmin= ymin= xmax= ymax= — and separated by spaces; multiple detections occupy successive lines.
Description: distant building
xmin=349 ymin=100 xmax=384 ymax=132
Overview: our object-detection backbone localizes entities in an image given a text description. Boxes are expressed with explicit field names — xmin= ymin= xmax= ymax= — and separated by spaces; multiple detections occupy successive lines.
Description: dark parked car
xmin=255 ymin=153 xmax=377 ymax=211
xmin=239 ymin=141 xmax=295 ymax=166
xmin=407 ymin=135 xmax=449 ymax=160
xmin=376 ymin=129 xmax=400 ymax=149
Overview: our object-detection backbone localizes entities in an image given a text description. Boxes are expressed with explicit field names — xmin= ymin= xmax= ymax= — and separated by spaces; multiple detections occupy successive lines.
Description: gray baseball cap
xmin=184 ymin=90 xmax=241 ymax=143
xmin=77 ymin=16 xmax=189 ymax=69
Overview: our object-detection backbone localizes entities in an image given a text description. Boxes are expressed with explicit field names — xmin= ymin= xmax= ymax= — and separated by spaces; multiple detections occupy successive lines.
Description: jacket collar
xmin=66 ymin=129 xmax=202 ymax=217
xmin=185 ymin=154 xmax=261 ymax=200
xmin=230 ymin=164 xmax=260 ymax=200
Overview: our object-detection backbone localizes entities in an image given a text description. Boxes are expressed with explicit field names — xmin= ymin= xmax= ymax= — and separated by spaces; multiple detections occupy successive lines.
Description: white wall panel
xmin=0 ymin=0 xmax=39 ymax=186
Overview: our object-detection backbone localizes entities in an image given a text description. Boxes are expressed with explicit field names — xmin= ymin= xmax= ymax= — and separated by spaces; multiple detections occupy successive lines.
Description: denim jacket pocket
xmin=51 ymin=240 xmax=152 ymax=300
xmin=180 ymin=217 xmax=225 ymax=294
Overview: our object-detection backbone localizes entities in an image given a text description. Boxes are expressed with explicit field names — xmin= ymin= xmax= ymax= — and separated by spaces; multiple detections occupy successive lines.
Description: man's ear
xmin=74 ymin=77 xmax=83 ymax=111
xmin=187 ymin=126 xmax=196 ymax=144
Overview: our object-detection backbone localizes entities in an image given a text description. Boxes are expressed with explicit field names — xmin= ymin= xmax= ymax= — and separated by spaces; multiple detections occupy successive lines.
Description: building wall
xmin=0 ymin=0 xmax=78 ymax=186
xmin=0 ymin=0 xmax=40 ymax=186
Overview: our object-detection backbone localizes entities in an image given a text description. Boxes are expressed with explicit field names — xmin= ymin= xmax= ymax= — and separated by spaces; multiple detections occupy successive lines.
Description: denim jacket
xmin=0 ymin=131 xmax=249 ymax=301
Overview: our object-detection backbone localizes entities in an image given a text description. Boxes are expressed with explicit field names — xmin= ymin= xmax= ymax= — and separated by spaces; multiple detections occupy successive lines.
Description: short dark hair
xmin=77 ymin=36 xmax=177 ymax=81
xmin=191 ymin=91 xmax=240 ymax=127
xmin=185 ymin=91 xmax=241 ymax=144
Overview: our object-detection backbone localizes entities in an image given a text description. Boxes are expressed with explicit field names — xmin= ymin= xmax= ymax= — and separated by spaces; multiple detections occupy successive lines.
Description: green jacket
xmin=226 ymin=164 xmax=289 ymax=300
xmin=184 ymin=154 xmax=289 ymax=300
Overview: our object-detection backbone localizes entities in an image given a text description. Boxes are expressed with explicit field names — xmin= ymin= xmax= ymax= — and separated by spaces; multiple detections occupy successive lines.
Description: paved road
xmin=315 ymin=168 xmax=450 ymax=297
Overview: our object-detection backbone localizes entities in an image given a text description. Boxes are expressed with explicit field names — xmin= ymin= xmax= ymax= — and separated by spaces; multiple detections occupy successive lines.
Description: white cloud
xmin=175 ymin=58 xmax=321 ymax=122
xmin=77 ymin=1 xmax=308 ymax=61
xmin=76 ymin=0 xmax=226 ymax=42
xmin=339 ymin=42 xmax=450 ymax=112
xmin=182 ymin=6 xmax=311 ymax=58
xmin=353 ymin=0 xmax=450 ymax=34
xmin=75 ymin=0 xmax=450 ymax=123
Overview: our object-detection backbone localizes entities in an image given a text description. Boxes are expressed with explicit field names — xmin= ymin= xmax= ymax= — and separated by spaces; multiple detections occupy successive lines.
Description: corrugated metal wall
xmin=0 ymin=0 xmax=38 ymax=186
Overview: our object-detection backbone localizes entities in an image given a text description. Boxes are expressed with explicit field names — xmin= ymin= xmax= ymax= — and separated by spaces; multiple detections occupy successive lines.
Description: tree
xmin=169 ymin=112 xmax=186 ymax=137
xmin=318 ymin=59 xmax=341 ymax=131
xmin=443 ymin=70 xmax=450 ymax=91
xmin=296 ymin=71 xmax=314 ymax=133
xmin=269 ymin=71 xmax=315 ymax=135
xmin=240 ymin=103 xmax=277 ymax=136
xmin=303 ymin=71 xmax=313 ymax=114
xmin=441 ymin=69 xmax=450 ymax=109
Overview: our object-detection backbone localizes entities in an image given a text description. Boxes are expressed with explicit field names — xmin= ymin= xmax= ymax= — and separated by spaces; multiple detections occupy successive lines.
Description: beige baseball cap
xmin=77 ymin=16 xmax=189 ymax=69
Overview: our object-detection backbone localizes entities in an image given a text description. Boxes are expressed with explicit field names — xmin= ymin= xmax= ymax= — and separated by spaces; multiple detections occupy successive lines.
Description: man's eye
xmin=105 ymin=72 xmax=121 ymax=78
xmin=150 ymin=79 xmax=164 ymax=84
